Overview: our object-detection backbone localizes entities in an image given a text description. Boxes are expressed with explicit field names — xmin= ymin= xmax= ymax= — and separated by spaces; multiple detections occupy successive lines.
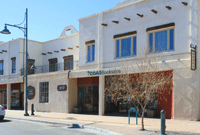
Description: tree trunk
xmin=141 ymin=109 xmax=145 ymax=130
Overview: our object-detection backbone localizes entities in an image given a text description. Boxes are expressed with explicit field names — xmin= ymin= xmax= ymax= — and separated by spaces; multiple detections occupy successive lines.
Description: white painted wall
xmin=78 ymin=0 xmax=199 ymax=120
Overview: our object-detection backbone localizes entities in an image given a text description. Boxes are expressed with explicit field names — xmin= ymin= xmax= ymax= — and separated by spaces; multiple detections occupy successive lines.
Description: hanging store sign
xmin=27 ymin=86 xmax=35 ymax=100
xmin=190 ymin=44 xmax=197 ymax=71
xmin=87 ymin=70 xmax=121 ymax=76
xmin=57 ymin=85 xmax=67 ymax=91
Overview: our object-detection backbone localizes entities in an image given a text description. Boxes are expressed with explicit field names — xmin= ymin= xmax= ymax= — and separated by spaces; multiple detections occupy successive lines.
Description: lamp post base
xmin=24 ymin=113 xmax=29 ymax=116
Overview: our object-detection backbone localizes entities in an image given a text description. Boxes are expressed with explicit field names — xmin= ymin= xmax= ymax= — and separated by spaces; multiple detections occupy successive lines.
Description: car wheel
xmin=0 ymin=116 xmax=4 ymax=120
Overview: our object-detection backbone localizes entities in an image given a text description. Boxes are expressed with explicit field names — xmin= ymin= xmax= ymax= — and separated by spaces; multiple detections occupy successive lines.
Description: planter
xmin=147 ymin=110 xmax=158 ymax=118
xmin=73 ymin=108 xmax=82 ymax=114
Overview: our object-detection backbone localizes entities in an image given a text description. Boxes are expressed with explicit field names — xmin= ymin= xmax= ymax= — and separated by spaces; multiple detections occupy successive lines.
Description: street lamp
xmin=0 ymin=8 xmax=29 ymax=116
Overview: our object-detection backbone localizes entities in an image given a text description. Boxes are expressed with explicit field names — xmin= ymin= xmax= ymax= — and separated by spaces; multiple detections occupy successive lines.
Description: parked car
xmin=0 ymin=105 xmax=5 ymax=120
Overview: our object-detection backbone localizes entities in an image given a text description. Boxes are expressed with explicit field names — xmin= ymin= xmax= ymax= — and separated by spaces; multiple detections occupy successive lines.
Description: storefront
xmin=104 ymin=70 xmax=173 ymax=119
xmin=77 ymin=77 xmax=99 ymax=114
xmin=0 ymin=83 xmax=24 ymax=109
xmin=0 ymin=84 xmax=7 ymax=108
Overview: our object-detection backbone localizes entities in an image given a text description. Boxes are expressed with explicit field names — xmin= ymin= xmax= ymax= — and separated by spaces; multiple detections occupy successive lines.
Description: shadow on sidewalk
xmin=0 ymin=119 xmax=12 ymax=123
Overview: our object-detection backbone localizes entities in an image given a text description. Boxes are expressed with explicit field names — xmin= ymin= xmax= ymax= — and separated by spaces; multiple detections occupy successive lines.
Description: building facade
xmin=0 ymin=0 xmax=200 ymax=120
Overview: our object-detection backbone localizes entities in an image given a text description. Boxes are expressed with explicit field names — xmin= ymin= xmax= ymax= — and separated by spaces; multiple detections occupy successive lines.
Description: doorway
xmin=78 ymin=85 xmax=99 ymax=114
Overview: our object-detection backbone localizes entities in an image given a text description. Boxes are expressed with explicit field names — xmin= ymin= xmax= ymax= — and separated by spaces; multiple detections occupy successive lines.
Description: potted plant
xmin=73 ymin=104 xmax=82 ymax=114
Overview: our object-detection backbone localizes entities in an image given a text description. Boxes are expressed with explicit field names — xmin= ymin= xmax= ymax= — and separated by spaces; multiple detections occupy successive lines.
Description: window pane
xmin=121 ymin=37 xmax=131 ymax=57
xmin=149 ymin=33 xmax=153 ymax=53
xmin=0 ymin=62 xmax=3 ymax=75
xmin=155 ymin=30 xmax=167 ymax=52
xmin=116 ymin=40 xmax=120 ymax=58
xmin=65 ymin=59 xmax=70 ymax=70
xmin=170 ymin=29 xmax=174 ymax=50
xmin=92 ymin=45 xmax=95 ymax=61
xmin=70 ymin=59 xmax=73 ymax=70
xmin=87 ymin=46 xmax=91 ymax=62
xmin=133 ymin=36 xmax=137 ymax=55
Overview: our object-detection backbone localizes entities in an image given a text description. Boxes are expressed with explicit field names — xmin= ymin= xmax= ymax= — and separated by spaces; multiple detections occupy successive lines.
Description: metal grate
xmin=39 ymin=82 xmax=49 ymax=103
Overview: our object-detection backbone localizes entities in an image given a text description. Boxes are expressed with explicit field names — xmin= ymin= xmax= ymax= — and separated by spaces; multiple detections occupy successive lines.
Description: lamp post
xmin=0 ymin=8 xmax=29 ymax=116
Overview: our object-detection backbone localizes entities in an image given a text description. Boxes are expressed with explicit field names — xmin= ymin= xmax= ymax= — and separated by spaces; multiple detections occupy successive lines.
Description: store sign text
xmin=87 ymin=70 xmax=121 ymax=76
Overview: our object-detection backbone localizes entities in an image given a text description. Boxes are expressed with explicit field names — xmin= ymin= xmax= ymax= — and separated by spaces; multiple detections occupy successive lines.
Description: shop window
xmin=114 ymin=32 xmax=137 ymax=58
xmin=39 ymin=82 xmax=49 ymax=103
xmin=0 ymin=60 xmax=4 ymax=75
xmin=147 ymin=23 xmax=175 ymax=53
xmin=63 ymin=55 xmax=73 ymax=70
xmin=87 ymin=44 xmax=95 ymax=62
xmin=48 ymin=58 xmax=57 ymax=72
xmin=11 ymin=57 xmax=16 ymax=73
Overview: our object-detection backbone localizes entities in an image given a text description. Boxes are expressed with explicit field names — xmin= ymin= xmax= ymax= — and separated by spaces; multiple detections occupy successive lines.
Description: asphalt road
xmin=0 ymin=119 xmax=105 ymax=135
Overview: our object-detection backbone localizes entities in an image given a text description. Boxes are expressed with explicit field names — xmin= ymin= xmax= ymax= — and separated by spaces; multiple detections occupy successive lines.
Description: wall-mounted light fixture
xmin=47 ymin=52 xmax=52 ymax=54
xmin=61 ymin=49 xmax=66 ymax=51
xmin=54 ymin=51 xmax=59 ymax=53
xmin=41 ymin=53 xmax=46 ymax=55
xmin=190 ymin=43 xmax=197 ymax=71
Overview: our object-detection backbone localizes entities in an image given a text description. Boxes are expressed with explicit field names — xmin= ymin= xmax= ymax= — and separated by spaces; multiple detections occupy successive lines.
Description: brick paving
xmin=4 ymin=110 xmax=200 ymax=135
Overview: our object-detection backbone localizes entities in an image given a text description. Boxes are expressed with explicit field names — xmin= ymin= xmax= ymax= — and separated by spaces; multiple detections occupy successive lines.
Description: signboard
xmin=87 ymin=70 xmax=121 ymax=76
xmin=27 ymin=86 xmax=35 ymax=100
xmin=191 ymin=49 xmax=196 ymax=71
xmin=57 ymin=85 xmax=67 ymax=91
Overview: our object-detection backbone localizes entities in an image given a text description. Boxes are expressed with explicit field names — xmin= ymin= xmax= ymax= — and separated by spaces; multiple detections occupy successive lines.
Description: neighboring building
xmin=0 ymin=25 xmax=79 ymax=113
xmin=1 ymin=0 xmax=200 ymax=121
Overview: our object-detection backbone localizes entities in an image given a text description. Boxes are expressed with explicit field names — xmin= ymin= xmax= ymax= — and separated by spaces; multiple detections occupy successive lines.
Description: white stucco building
xmin=0 ymin=0 xmax=200 ymax=120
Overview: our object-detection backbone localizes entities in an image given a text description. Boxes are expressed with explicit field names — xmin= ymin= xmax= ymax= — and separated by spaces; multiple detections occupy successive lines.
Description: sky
xmin=0 ymin=0 xmax=123 ymax=43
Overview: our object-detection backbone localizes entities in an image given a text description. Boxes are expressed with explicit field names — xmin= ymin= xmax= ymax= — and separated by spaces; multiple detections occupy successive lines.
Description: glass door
xmin=11 ymin=90 xmax=20 ymax=108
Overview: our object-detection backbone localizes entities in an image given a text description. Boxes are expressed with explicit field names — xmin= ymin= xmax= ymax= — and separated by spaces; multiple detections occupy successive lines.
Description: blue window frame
xmin=0 ymin=60 xmax=3 ymax=75
xmin=87 ymin=44 xmax=95 ymax=62
xmin=116 ymin=36 xmax=137 ymax=58
xmin=11 ymin=58 xmax=16 ymax=73
xmin=149 ymin=28 xmax=174 ymax=53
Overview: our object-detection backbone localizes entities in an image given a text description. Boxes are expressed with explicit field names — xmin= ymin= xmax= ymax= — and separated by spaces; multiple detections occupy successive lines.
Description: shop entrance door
xmin=11 ymin=90 xmax=20 ymax=109
xmin=78 ymin=85 xmax=99 ymax=114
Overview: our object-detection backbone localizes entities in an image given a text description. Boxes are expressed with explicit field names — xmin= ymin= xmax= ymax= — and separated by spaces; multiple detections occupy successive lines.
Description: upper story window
xmin=11 ymin=57 xmax=16 ymax=73
xmin=28 ymin=59 xmax=35 ymax=75
xmin=114 ymin=31 xmax=137 ymax=58
xmin=85 ymin=40 xmax=95 ymax=63
xmin=48 ymin=58 xmax=57 ymax=72
xmin=0 ymin=60 xmax=4 ymax=75
xmin=63 ymin=55 xmax=73 ymax=70
xmin=147 ymin=23 xmax=175 ymax=53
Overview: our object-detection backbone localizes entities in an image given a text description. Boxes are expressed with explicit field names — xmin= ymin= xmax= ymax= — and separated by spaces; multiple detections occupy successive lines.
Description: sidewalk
xmin=4 ymin=110 xmax=200 ymax=135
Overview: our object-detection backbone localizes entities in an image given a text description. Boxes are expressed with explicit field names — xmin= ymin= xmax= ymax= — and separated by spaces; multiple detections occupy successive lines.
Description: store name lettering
xmin=87 ymin=70 xmax=121 ymax=76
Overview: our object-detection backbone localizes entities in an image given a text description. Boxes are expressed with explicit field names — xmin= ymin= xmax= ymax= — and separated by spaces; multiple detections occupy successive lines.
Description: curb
xmin=5 ymin=116 xmax=123 ymax=135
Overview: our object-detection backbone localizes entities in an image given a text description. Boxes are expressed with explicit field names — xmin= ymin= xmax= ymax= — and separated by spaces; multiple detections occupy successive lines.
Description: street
xmin=0 ymin=119 xmax=105 ymax=135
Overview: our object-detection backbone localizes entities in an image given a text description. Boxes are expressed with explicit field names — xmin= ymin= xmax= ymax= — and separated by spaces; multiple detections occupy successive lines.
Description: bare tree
xmin=105 ymin=49 xmax=173 ymax=130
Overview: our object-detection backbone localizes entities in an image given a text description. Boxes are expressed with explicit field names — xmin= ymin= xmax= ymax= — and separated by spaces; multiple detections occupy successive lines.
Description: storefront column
xmin=7 ymin=83 xmax=11 ymax=110
xmin=99 ymin=75 xmax=105 ymax=116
